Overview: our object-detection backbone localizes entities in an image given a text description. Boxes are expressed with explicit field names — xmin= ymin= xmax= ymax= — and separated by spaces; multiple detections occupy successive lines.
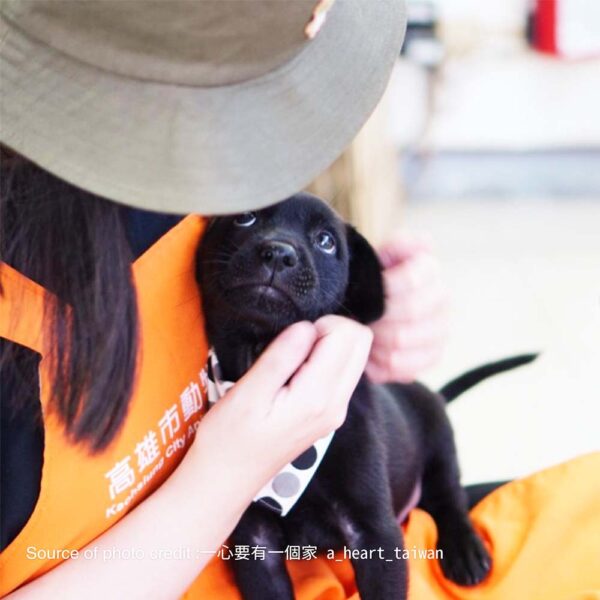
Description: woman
xmin=3 ymin=4 xmax=599 ymax=600
xmin=0 ymin=2 xmax=446 ymax=597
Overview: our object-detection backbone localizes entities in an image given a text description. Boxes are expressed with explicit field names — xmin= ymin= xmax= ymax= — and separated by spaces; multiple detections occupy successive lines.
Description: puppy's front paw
xmin=438 ymin=527 xmax=491 ymax=586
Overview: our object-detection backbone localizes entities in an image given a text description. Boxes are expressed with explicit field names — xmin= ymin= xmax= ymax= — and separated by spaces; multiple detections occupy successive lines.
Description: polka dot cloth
xmin=206 ymin=349 xmax=335 ymax=516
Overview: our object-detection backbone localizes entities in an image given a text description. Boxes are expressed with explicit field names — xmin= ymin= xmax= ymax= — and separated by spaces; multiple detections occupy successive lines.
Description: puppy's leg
xmin=344 ymin=515 xmax=408 ymax=600
xmin=419 ymin=438 xmax=492 ymax=586
xmin=231 ymin=506 xmax=294 ymax=600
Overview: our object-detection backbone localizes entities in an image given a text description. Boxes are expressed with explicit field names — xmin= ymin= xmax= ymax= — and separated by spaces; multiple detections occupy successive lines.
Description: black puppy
xmin=198 ymin=193 xmax=492 ymax=600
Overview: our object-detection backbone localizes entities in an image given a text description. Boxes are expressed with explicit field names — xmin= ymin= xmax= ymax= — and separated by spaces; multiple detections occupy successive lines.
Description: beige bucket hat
xmin=0 ymin=0 xmax=406 ymax=215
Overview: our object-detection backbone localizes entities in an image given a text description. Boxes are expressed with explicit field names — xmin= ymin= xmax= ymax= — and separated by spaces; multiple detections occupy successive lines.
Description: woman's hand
xmin=193 ymin=315 xmax=373 ymax=500
xmin=366 ymin=232 xmax=448 ymax=384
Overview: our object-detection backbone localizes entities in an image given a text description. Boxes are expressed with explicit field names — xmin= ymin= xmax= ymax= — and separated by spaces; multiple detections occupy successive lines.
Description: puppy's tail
xmin=439 ymin=353 xmax=538 ymax=403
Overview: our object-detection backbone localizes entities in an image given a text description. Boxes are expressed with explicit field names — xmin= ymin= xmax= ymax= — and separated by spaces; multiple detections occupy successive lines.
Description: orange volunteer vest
xmin=0 ymin=215 xmax=210 ymax=594
xmin=1 ymin=214 xmax=599 ymax=599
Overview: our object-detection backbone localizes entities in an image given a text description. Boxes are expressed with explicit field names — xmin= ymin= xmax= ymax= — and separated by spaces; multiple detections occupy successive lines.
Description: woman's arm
xmin=7 ymin=432 xmax=260 ymax=600
xmin=9 ymin=316 xmax=372 ymax=599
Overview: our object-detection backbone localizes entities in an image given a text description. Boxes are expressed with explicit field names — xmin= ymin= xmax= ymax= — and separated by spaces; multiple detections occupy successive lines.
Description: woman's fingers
xmin=228 ymin=315 xmax=372 ymax=435
xmin=295 ymin=315 xmax=372 ymax=383
xmin=366 ymin=345 xmax=444 ymax=384
xmin=282 ymin=315 xmax=373 ymax=431
xmin=377 ymin=231 xmax=433 ymax=269
xmin=370 ymin=311 xmax=449 ymax=354
xmin=313 ymin=315 xmax=373 ymax=405
xmin=382 ymin=253 xmax=443 ymax=302
xmin=237 ymin=321 xmax=317 ymax=400
xmin=367 ymin=231 xmax=449 ymax=384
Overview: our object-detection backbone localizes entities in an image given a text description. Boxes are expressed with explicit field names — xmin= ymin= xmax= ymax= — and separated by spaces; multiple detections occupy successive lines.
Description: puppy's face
xmin=198 ymin=193 xmax=384 ymax=342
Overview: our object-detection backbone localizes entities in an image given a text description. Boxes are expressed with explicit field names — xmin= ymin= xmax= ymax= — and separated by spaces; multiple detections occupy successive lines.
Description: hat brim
xmin=0 ymin=0 xmax=406 ymax=215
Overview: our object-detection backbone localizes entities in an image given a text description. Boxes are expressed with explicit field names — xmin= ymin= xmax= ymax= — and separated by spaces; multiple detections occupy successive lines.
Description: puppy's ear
xmin=344 ymin=226 xmax=385 ymax=324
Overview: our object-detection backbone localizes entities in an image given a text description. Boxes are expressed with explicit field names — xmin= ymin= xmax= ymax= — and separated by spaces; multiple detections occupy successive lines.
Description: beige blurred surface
xmin=404 ymin=199 xmax=600 ymax=484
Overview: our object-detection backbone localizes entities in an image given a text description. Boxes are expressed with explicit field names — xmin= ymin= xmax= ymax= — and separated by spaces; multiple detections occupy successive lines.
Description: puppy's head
xmin=198 ymin=192 xmax=384 ymax=347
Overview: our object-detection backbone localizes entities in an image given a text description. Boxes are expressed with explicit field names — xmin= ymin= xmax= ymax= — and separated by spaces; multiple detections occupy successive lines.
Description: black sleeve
xmin=122 ymin=206 xmax=183 ymax=258
xmin=0 ymin=338 xmax=43 ymax=551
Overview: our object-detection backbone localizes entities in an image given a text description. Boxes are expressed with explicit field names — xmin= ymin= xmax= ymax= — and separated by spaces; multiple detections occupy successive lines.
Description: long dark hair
xmin=0 ymin=147 xmax=138 ymax=452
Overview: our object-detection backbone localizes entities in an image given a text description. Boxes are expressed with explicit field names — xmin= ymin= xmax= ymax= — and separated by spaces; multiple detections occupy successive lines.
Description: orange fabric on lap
xmin=183 ymin=452 xmax=600 ymax=599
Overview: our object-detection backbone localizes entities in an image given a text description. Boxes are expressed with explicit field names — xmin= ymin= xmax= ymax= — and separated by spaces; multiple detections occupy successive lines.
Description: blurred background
xmin=310 ymin=0 xmax=600 ymax=484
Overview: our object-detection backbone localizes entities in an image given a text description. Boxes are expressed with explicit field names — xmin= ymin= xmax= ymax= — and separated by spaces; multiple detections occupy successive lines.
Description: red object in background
xmin=534 ymin=0 xmax=558 ymax=54
xmin=530 ymin=0 xmax=600 ymax=59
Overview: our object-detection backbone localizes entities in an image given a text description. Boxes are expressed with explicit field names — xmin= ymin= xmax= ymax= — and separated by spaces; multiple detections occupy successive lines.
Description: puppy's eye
xmin=315 ymin=230 xmax=336 ymax=254
xmin=233 ymin=212 xmax=257 ymax=227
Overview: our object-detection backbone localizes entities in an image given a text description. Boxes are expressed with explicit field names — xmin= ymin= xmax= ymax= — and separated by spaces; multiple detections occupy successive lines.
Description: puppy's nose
xmin=259 ymin=241 xmax=298 ymax=270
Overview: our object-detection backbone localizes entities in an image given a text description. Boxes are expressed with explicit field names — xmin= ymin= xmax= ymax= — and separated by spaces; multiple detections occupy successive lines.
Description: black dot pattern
xmin=256 ymin=496 xmax=282 ymax=515
xmin=292 ymin=446 xmax=318 ymax=470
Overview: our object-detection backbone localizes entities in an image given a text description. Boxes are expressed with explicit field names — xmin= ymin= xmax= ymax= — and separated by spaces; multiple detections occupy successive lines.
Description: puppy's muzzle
xmin=258 ymin=240 xmax=299 ymax=273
